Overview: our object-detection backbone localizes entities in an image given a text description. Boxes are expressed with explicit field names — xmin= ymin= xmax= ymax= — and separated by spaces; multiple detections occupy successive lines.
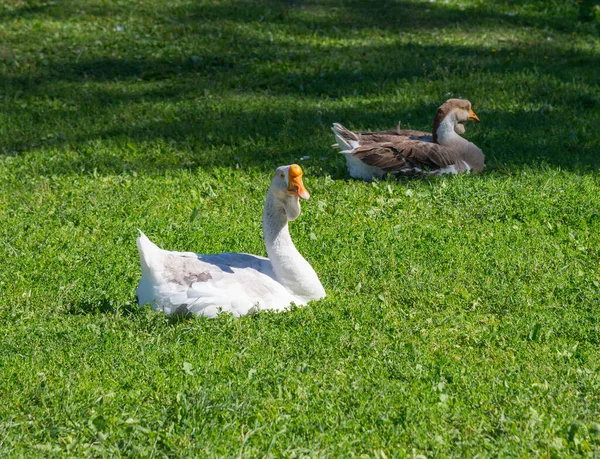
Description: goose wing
xmin=356 ymin=129 xmax=433 ymax=144
xmin=139 ymin=249 xmax=297 ymax=317
xmin=351 ymin=138 xmax=455 ymax=175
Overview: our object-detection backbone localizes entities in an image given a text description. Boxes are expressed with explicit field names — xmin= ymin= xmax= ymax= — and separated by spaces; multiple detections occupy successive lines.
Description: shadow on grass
xmin=65 ymin=297 xmax=141 ymax=315
xmin=67 ymin=297 xmax=242 ymax=328
xmin=187 ymin=0 xmax=594 ymax=35
xmin=65 ymin=298 xmax=191 ymax=323
xmin=0 ymin=0 xmax=598 ymax=174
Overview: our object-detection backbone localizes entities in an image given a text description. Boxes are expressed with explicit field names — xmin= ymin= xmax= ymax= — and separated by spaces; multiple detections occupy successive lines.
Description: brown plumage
xmin=332 ymin=99 xmax=485 ymax=180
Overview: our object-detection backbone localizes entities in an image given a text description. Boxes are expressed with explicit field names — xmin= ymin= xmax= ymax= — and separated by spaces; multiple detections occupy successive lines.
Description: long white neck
xmin=435 ymin=117 xmax=485 ymax=173
xmin=435 ymin=116 xmax=464 ymax=145
xmin=262 ymin=191 xmax=326 ymax=301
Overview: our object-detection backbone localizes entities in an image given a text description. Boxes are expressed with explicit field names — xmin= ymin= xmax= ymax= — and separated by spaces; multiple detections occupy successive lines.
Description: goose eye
xmin=280 ymin=173 xmax=285 ymax=178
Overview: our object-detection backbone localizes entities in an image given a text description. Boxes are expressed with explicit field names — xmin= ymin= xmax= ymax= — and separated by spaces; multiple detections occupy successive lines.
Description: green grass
xmin=1 ymin=0 xmax=600 ymax=456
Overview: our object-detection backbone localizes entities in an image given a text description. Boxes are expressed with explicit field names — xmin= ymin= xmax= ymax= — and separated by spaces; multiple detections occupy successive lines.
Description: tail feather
xmin=136 ymin=230 xmax=168 ymax=307
xmin=136 ymin=230 xmax=164 ymax=274
xmin=331 ymin=123 xmax=359 ymax=154
xmin=136 ymin=230 xmax=170 ymax=306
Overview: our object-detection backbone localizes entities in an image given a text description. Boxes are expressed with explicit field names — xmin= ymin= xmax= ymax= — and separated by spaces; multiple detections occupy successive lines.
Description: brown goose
xmin=332 ymin=99 xmax=484 ymax=180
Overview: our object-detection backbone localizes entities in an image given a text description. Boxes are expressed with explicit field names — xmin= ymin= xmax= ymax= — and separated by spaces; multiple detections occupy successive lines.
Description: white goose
xmin=136 ymin=164 xmax=326 ymax=317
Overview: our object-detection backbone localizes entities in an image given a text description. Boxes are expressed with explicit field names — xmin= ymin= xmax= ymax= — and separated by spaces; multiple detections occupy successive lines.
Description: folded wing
xmin=351 ymin=138 xmax=455 ymax=175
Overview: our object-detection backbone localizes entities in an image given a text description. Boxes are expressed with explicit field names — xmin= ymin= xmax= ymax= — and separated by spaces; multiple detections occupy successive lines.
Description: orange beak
xmin=468 ymin=108 xmax=480 ymax=122
xmin=287 ymin=164 xmax=310 ymax=200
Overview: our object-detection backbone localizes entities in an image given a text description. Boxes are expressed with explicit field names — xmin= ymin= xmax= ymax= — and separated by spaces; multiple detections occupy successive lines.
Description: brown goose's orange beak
xmin=287 ymin=164 xmax=310 ymax=200
xmin=469 ymin=108 xmax=480 ymax=122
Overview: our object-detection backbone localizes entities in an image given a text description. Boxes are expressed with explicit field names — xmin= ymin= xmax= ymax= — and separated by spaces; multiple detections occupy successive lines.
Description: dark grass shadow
xmin=65 ymin=297 xmax=191 ymax=322
xmin=66 ymin=296 xmax=246 ymax=327
xmin=0 ymin=0 xmax=598 ymax=175
xmin=7 ymin=101 xmax=599 ymax=177
xmin=0 ymin=2 xmax=52 ymax=22
xmin=174 ymin=0 xmax=598 ymax=36
xmin=65 ymin=297 xmax=140 ymax=315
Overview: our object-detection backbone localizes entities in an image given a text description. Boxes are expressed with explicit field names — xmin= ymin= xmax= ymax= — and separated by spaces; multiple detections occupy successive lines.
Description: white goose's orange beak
xmin=287 ymin=164 xmax=310 ymax=200
xmin=469 ymin=108 xmax=480 ymax=122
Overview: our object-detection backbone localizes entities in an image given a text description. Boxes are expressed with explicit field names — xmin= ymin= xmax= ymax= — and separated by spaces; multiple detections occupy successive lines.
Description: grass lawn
xmin=1 ymin=0 xmax=600 ymax=456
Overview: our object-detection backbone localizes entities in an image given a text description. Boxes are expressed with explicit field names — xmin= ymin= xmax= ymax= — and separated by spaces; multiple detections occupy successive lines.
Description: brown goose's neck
xmin=432 ymin=113 xmax=463 ymax=145
xmin=432 ymin=106 xmax=452 ymax=143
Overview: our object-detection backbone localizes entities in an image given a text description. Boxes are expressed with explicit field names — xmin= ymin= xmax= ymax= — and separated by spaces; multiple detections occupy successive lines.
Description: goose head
xmin=432 ymin=98 xmax=480 ymax=143
xmin=270 ymin=164 xmax=310 ymax=221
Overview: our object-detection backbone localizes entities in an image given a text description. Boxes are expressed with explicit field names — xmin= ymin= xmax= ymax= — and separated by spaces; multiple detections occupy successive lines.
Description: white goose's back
xmin=136 ymin=232 xmax=302 ymax=317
